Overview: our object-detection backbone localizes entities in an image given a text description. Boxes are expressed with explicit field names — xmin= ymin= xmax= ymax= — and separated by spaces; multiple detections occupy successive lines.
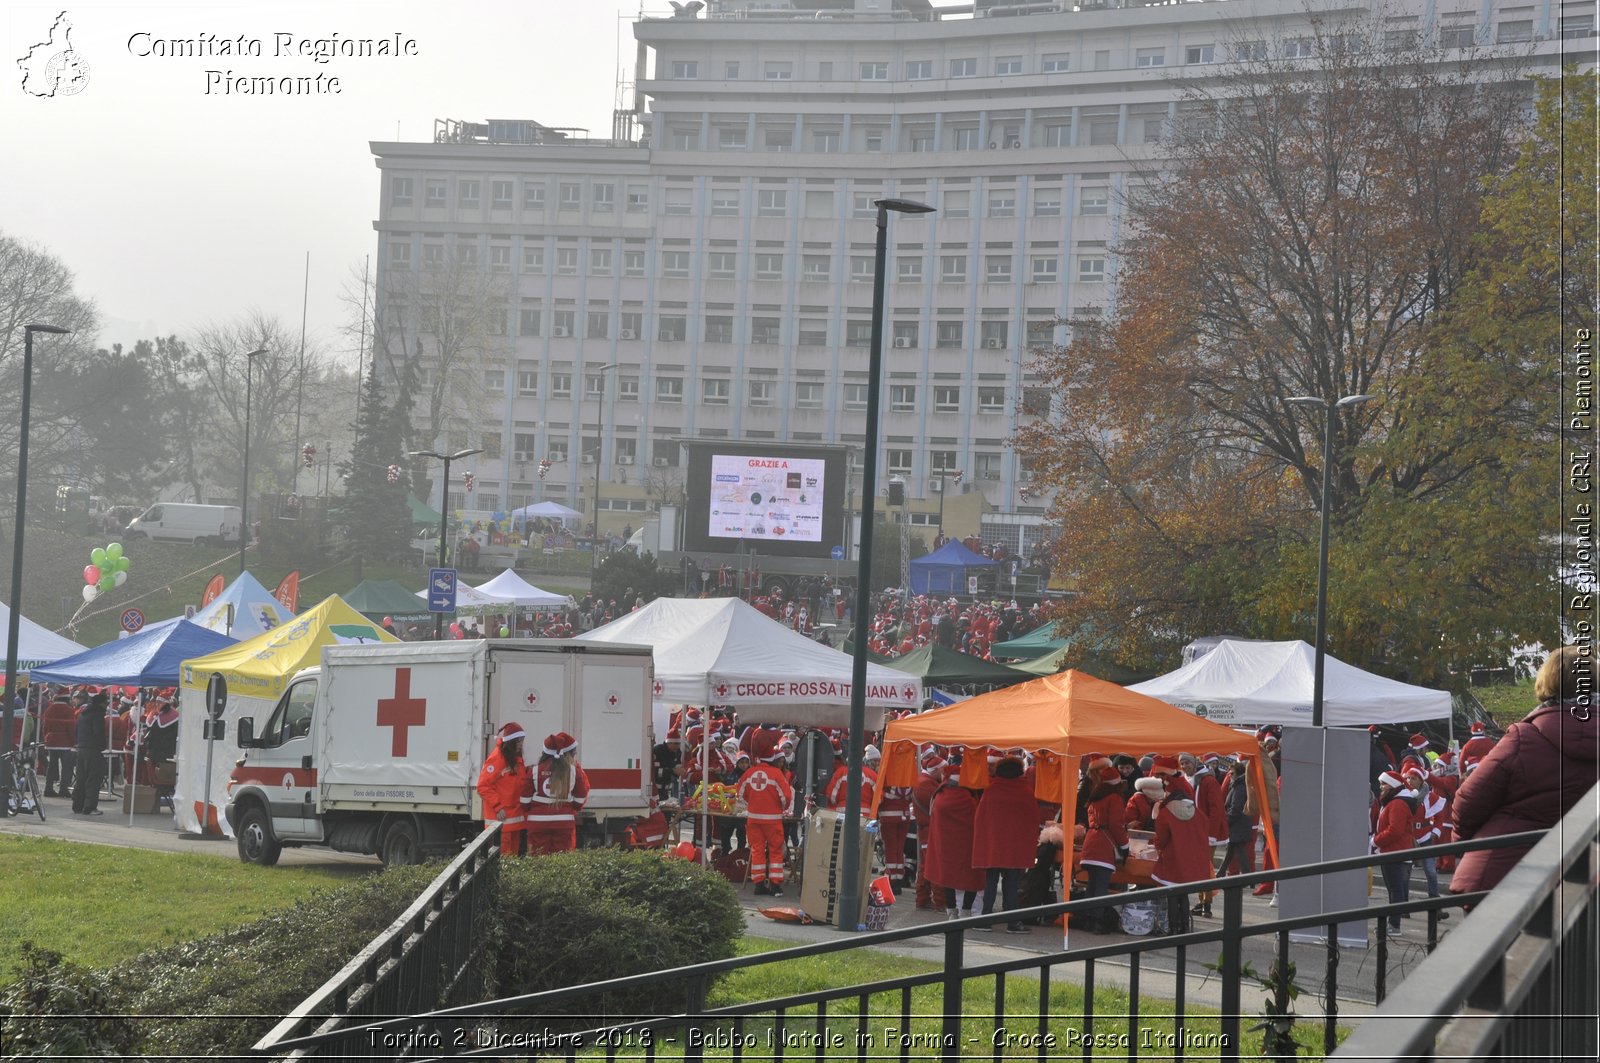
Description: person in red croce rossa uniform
xmin=737 ymin=730 xmax=795 ymax=897
xmin=524 ymin=731 xmax=590 ymax=854
xmin=476 ymin=723 xmax=531 ymax=856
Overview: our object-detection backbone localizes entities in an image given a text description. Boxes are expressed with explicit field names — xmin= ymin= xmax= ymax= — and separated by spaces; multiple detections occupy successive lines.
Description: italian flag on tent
xmin=173 ymin=595 xmax=401 ymax=836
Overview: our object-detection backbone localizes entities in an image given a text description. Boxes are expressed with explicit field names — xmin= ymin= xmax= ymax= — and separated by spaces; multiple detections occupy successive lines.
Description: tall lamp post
xmin=1286 ymin=393 xmax=1373 ymax=727
xmin=237 ymin=348 xmax=268 ymax=576
xmin=840 ymin=197 xmax=934 ymax=931
xmin=588 ymin=363 xmax=620 ymax=585
xmin=410 ymin=447 xmax=483 ymax=639
xmin=2 ymin=323 xmax=72 ymax=770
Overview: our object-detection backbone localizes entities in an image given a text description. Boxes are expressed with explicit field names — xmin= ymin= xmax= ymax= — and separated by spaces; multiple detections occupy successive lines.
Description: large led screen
xmin=681 ymin=443 xmax=849 ymax=559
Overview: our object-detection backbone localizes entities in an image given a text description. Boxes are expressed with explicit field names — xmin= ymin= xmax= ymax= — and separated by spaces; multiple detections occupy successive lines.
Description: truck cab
xmin=228 ymin=671 xmax=323 ymax=865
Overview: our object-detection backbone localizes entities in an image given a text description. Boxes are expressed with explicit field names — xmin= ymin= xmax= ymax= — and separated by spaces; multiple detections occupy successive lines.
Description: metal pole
xmin=1311 ymin=403 xmax=1334 ymax=728
xmin=436 ymin=454 xmax=452 ymax=640
xmin=237 ymin=350 xmax=266 ymax=575
xmin=592 ymin=407 xmax=603 ymax=581
xmin=4 ymin=325 xmax=68 ymax=767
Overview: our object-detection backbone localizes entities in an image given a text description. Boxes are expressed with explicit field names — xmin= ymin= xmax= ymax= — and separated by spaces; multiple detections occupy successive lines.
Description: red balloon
xmin=84 ymin=564 xmax=101 ymax=585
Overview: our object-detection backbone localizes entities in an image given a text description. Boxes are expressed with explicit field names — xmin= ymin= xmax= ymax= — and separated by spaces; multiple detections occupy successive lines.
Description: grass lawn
xmin=1471 ymin=679 xmax=1536 ymax=728
xmin=0 ymin=835 xmax=373 ymax=973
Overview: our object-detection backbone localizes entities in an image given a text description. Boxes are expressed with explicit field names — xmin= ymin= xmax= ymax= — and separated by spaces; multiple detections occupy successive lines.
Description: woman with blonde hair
xmin=524 ymin=731 xmax=591 ymax=854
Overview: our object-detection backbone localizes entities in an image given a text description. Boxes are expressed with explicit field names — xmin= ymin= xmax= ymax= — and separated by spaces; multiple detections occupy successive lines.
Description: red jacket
xmin=1124 ymin=792 xmax=1157 ymax=833
xmin=40 ymin=701 xmax=75 ymax=749
xmin=525 ymin=758 xmax=590 ymax=827
xmin=876 ymin=779 xmax=913 ymax=822
xmin=822 ymin=764 xmax=876 ymax=810
xmin=925 ymin=784 xmax=984 ymax=892
xmin=1152 ymin=799 xmax=1213 ymax=886
xmin=476 ymin=744 xmax=529 ymax=827
xmin=1372 ymin=793 xmax=1416 ymax=853
xmin=1080 ymin=788 xmax=1129 ymax=871
xmin=736 ymin=762 xmax=793 ymax=821
xmin=1458 ymin=734 xmax=1496 ymax=771
xmin=971 ymin=774 xmax=1040 ymax=870
xmin=911 ymin=770 xmax=942 ymax=829
xmin=1452 ymin=702 xmax=1599 ymax=893
xmin=1190 ymin=769 xmax=1227 ymax=844
xmin=1414 ymin=789 xmax=1447 ymax=847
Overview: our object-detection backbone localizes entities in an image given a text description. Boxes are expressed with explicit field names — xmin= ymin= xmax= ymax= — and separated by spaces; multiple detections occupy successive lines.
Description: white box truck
xmin=125 ymin=502 xmax=242 ymax=545
xmin=225 ymin=639 xmax=654 ymax=867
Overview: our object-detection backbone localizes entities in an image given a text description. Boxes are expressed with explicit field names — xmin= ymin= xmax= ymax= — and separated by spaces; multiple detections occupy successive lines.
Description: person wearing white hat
xmin=1371 ymin=771 xmax=1417 ymax=937
xmin=476 ymin=722 xmax=530 ymax=856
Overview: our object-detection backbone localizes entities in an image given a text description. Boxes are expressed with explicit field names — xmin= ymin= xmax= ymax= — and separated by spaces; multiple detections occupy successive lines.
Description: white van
xmin=126 ymin=503 xmax=241 ymax=545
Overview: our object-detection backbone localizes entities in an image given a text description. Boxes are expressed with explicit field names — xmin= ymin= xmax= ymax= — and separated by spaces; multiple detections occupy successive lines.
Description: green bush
xmin=493 ymin=848 xmax=743 ymax=1017
xmin=111 ymin=864 xmax=437 ymax=1058
xmin=0 ymin=944 xmax=139 ymax=1060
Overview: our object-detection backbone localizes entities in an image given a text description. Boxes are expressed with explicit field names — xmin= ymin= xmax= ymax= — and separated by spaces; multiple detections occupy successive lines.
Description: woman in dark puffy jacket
xmin=1451 ymin=646 xmax=1598 ymax=897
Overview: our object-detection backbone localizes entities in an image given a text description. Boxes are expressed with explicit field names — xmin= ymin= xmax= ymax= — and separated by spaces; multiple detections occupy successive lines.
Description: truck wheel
xmin=236 ymin=805 xmax=282 ymax=866
xmin=380 ymin=817 xmax=422 ymax=867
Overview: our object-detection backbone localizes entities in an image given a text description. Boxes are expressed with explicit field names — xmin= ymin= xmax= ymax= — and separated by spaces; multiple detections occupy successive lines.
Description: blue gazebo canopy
xmin=30 ymin=619 xmax=238 ymax=687
xmin=908 ymin=540 xmax=998 ymax=596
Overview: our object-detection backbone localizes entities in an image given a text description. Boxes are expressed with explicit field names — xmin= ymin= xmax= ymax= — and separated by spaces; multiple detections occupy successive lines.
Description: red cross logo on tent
xmin=715 ymin=683 xmax=729 ymax=698
xmin=376 ymin=667 xmax=427 ymax=757
xmin=652 ymin=680 xmax=663 ymax=696
xmin=524 ymin=689 xmax=539 ymax=707
xmin=902 ymin=685 xmax=917 ymax=702
xmin=607 ymin=692 xmax=619 ymax=707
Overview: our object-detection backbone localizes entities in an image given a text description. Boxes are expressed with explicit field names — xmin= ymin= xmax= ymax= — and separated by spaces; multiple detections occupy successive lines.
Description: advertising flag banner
xmin=274 ymin=570 xmax=300 ymax=613
xmin=201 ymin=573 xmax=226 ymax=608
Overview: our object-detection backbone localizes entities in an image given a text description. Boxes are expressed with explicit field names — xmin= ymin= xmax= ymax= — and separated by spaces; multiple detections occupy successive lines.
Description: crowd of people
xmin=10 ymin=684 xmax=180 ymax=816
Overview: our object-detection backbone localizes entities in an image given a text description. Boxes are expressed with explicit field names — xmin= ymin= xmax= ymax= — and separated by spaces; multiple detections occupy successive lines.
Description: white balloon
xmin=82 ymin=585 xmax=99 ymax=602
xmin=113 ymin=571 xmax=128 ymax=587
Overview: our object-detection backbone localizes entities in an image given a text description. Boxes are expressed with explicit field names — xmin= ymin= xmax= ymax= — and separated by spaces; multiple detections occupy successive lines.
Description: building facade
xmin=370 ymin=0 xmax=1586 ymax=542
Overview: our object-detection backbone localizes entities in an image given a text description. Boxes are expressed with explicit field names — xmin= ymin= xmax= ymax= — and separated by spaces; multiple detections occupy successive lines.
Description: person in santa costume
xmin=1371 ymin=770 xmax=1417 ymax=937
xmin=736 ymin=731 xmax=794 ymax=897
xmin=1078 ymin=763 xmax=1130 ymax=933
xmin=1408 ymin=767 xmax=1449 ymax=918
xmin=1125 ymin=775 xmax=1164 ymax=833
xmin=476 ymin=723 xmax=530 ymax=856
xmin=524 ymin=732 xmax=590 ymax=854
xmin=821 ymin=743 xmax=878 ymax=810
xmin=1152 ymin=783 xmax=1212 ymax=936
xmin=875 ymin=751 xmax=914 ymax=888
xmin=971 ymin=754 xmax=1041 ymax=933
xmin=1458 ymin=721 xmax=1496 ymax=773
xmin=926 ymin=770 xmax=983 ymax=919
xmin=911 ymin=746 xmax=946 ymax=909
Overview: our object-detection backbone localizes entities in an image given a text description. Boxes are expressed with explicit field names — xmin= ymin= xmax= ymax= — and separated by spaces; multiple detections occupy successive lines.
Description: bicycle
xmin=2 ymin=743 xmax=47 ymax=822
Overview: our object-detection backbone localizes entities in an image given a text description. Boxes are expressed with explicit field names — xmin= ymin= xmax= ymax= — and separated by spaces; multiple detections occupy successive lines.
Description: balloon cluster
xmin=82 ymin=542 xmax=131 ymax=602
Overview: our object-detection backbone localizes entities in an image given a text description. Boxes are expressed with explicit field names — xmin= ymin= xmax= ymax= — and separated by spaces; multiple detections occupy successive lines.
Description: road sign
xmin=428 ymin=567 xmax=458 ymax=613
xmin=831 ymin=545 xmax=845 ymax=560
xmin=205 ymin=672 xmax=228 ymax=719
xmin=119 ymin=608 xmax=145 ymax=633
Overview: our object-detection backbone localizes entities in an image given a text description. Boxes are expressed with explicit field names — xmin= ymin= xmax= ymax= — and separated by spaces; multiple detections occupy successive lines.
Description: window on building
xmin=889 ymin=385 xmax=917 ymax=412
xmin=652 ymin=441 xmax=679 ymax=467
xmin=559 ymin=183 xmax=581 ymax=211
xmin=658 ymin=315 xmax=687 ymax=342
xmin=996 ymin=56 xmax=1023 ymax=74
xmin=763 ymin=128 xmax=793 ymax=151
xmin=1185 ymin=44 xmax=1215 ymax=64
xmin=662 ymin=251 xmax=690 ymax=277
xmin=813 ymin=130 xmax=841 ymax=152
xmin=1044 ymin=123 xmax=1071 ymax=147
xmin=670 ymin=60 xmax=698 ymax=79
xmin=804 ymin=189 xmax=834 ymax=217
xmin=519 ymin=308 xmax=542 ymax=337
xmin=552 ymin=310 xmax=575 ymax=337
xmin=656 ymin=376 xmax=684 ymax=402
xmin=724 ymin=61 xmax=740 ymax=78
xmin=514 ymin=429 xmax=538 ymax=454
xmin=944 ymin=189 xmax=971 ymax=218
xmin=798 ymin=318 xmax=828 ymax=345
xmin=936 ymin=321 xmax=964 ymax=348
xmin=910 ymin=130 xmax=934 ymax=152
xmin=892 ymin=322 xmax=919 ymax=346
xmin=748 ymin=380 xmax=774 ymax=406
xmin=751 ymin=316 xmax=780 ymax=344
xmin=490 ymin=245 xmax=511 ymax=272
xmin=845 ymin=321 xmax=873 ymax=347
xmin=491 ymin=180 xmax=514 ymax=209
xmin=755 ymin=253 xmax=784 ymax=279
xmin=850 ymin=256 xmax=875 ymax=282
xmin=459 ymin=180 xmax=480 ymax=208
xmin=1027 ymin=319 xmax=1055 ymax=344
xmin=589 ymin=249 xmax=612 ymax=276
xmin=1032 ymin=187 xmax=1062 ymax=216
xmin=390 ymin=176 xmax=413 ymax=206
xmin=672 ymin=128 xmax=700 ymax=150
xmin=1080 ymin=185 xmax=1110 ymax=215
xmin=980 ymin=256 xmax=1013 ymax=286
xmin=1561 ymin=14 xmax=1595 ymax=38
xmin=516 ymin=370 xmax=539 ymax=398
xmin=614 ymin=438 xmax=636 ymax=464
xmin=865 ymin=128 xmax=886 ymax=151
xmin=702 ymin=378 xmax=730 ymax=404
xmin=587 ymin=312 xmax=609 ymax=339
xmin=619 ymin=375 xmax=640 ymax=399
xmin=389 ymin=241 xmax=411 ymax=268
xmin=550 ymin=373 xmax=573 ymax=399
xmin=425 ymin=180 xmax=446 ymax=207
xmin=1031 ymin=256 xmax=1058 ymax=283
xmin=483 ymin=369 xmax=504 ymax=394
xmin=1283 ymin=38 xmax=1315 ymax=59
xmin=978 ymin=387 xmax=1006 ymax=414
xmin=897 ymin=257 xmax=923 ymax=282
xmin=710 ymin=188 xmax=740 ymax=216
xmin=758 ymin=188 xmax=787 ymax=216
xmin=952 ymin=127 xmax=981 ymax=151
xmin=887 ymin=449 xmax=913 ymax=474
xmin=627 ymin=185 xmax=649 ymax=212
xmin=933 ymin=387 xmax=961 ymax=413
xmin=764 ymin=61 xmax=792 ymax=80
xmin=620 ymin=312 xmax=643 ymax=339
xmin=585 ymin=372 xmax=607 ymax=399
xmin=1088 ymin=117 xmax=1119 ymax=146
xmin=593 ymin=184 xmax=615 ymax=212
xmin=547 ymin=439 xmax=569 ymax=463
xmin=860 ymin=62 xmax=888 ymax=80
xmin=623 ymin=250 xmax=645 ymax=277
xmin=718 ymin=127 xmax=747 ymax=150
xmin=1077 ymin=255 xmax=1107 ymax=282
xmin=940 ymin=255 xmax=967 ymax=283
xmin=1439 ymin=26 xmax=1476 ymax=48
xmin=802 ymin=255 xmax=831 ymax=281
xmin=844 ymin=383 xmax=868 ymax=409
xmin=705 ymin=315 xmax=734 ymax=343
xmin=906 ymin=59 xmax=932 ymax=79
xmin=1135 ymin=47 xmax=1165 ymax=68
xmin=523 ymin=181 xmax=545 ymax=209
xmin=422 ymin=244 xmax=443 ymax=270
xmin=988 ymin=191 xmax=1016 ymax=218
xmin=795 ymin=382 xmax=823 ymax=408
xmin=1235 ymin=40 xmax=1268 ymax=61
xmin=950 ymin=57 xmax=977 ymax=78
xmin=708 ymin=251 xmax=737 ymax=278
xmin=1042 ymin=53 xmax=1070 ymax=73
xmin=1496 ymin=20 xmax=1533 ymax=43
xmin=556 ymin=247 xmax=579 ymax=275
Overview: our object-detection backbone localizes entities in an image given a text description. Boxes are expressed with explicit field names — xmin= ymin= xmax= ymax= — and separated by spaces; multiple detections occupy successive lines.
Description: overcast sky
xmin=3 ymin=1 xmax=636 ymax=363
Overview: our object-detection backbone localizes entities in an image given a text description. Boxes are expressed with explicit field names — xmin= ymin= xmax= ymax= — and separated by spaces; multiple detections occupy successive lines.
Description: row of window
xmin=659 ymin=18 xmax=1582 ymax=84
xmin=663 ymin=116 xmax=1150 ymax=153
xmin=483 ymin=370 xmax=1031 ymax=414
xmin=390 ymin=177 xmax=648 ymax=211
xmin=390 ymin=241 xmax=1103 ymax=286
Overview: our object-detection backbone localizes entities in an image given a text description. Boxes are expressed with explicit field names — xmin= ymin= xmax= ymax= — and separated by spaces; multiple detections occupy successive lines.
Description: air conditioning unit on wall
xmin=618 ymin=455 xmax=634 ymax=465
xmin=653 ymin=457 xmax=670 ymax=467
xmin=553 ymin=326 xmax=570 ymax=337
xmin=985 ymin=338 xmax=1005 ymax=349
xmin=930 ymin=479 xmax=943 ymax=493
xmin=893 ymin=337 xmax=912 ymax=348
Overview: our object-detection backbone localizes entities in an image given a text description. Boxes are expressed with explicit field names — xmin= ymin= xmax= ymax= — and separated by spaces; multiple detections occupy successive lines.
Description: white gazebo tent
xmin=472 ymin=569 xmax=574 ymax=610
xmin=0 ymin=602 xmax=86 ymax=672
xmin=510 ymin=501 xmax=584 ymax=525
xmin=1129 ymin=638 xmax=1450 ymax=727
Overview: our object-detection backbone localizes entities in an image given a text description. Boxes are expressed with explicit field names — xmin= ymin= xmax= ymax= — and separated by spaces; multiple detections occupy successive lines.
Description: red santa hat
xmin=1469 ymin=721 xmax=1486 ymax=735
xmin=497 ymin=722 xmax=526 ymax=743
xmin=1151 ymin=755 xmax=1183 ymax=776
xmin=543 ymin=731 xmax=578 ymax=758
xmin=1201 ymin=752 xmax=1221 ymax=766
xmin=682 ymin=726 xmax=704 ymax=747
xmin=1133 ymin=776 xmax=1166 ymax=799
xmin=1408 ymin=733 xmax=1429 ymax=750
xmin=1401 ymin=756 xmax=1426 ymax=777
xmin=1378 ymin=771 xmax=1404 ymax=790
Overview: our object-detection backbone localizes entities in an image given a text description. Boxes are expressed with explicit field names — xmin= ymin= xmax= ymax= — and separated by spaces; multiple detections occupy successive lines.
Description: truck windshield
xmin=261 ymin=681 xmax=317 ymax=746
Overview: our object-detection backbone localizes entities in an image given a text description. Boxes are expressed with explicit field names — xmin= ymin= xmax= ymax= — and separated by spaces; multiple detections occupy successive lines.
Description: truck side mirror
xmin=237 ymin=718 xmax=255 ymax=748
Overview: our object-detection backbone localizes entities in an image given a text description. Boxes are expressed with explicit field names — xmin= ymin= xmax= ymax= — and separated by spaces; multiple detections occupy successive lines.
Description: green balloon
xmin=99 ymin=573 xmax=115 ymax=591
xmin=106 ymin=542 xmax=124 ymax=561
xmin=90 ymin=548 xmax=107 ymax=566
xmin=117 ymin=556 xmax=131 ymax=572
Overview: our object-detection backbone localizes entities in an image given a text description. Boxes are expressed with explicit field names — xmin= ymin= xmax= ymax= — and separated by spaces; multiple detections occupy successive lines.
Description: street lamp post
xmin=1286 ymin=393 xmax=1373 ymax=727
xmin=589 ymin=363 xmax=620 ymax=585
xmin=238 ymin=348 xmax=268 ymax=576
xmin=410 ymin=448 xmax=484 ymax=639
xmin=840 ymin=197 xmax=934 ymax=931
xmin=2 ymin=323 xmax=71 ymax=768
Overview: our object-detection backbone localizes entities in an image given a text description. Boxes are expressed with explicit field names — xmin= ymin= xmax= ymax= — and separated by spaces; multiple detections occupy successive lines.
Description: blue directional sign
xmin=831 ymin=545 xmax=845 ymax=561
xmin=427 ymin=567 xmax=458 ymax=613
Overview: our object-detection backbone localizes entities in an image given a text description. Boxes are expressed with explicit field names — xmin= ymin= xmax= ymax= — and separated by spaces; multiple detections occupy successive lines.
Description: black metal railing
xmin=253 ymin=825 xmax=1566 ymax=1061
xmin=252 ymin=825 xmax=502 ymax=1060
xmin=1332 ymin=783 xmax=1599 ymax=1061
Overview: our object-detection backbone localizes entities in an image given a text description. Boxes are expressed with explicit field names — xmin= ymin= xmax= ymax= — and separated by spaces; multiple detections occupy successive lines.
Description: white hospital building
xmin=370 ymin=0 xmax=1586 ymax=550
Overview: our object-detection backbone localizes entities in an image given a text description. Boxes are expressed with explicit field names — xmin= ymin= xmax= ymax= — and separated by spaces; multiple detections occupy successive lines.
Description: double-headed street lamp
xmin=2 ymin=323 xmax=72 ymax=767
xmin=1286 ymin=393 xmax=1374 ymax=728
xmin=238 ymin=348 xmax=268 ymax=575
xmin=589 ymin=363 xmax=620 ymax=583
xmin=840 ymin=197 xmax=935 ymax=932
xmin=410 ymin=447 xmax=484 ymax=639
